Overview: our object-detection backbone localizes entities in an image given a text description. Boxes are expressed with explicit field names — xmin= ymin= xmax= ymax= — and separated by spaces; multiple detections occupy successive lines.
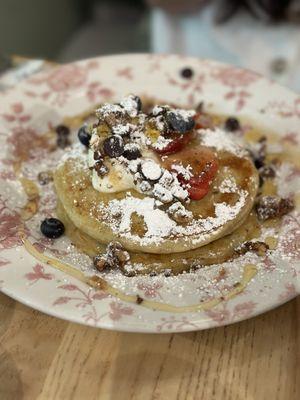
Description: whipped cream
xmin=88 ymin=145 xmax=159 ymax=193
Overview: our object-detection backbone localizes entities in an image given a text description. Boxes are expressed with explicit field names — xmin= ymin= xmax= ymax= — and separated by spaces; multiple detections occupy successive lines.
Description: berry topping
xmin=224 ymin=117 xmax=240 ymax=131
xmin=103 ymin=135 xmax=124 ymax=158
xmin=153 ymin=132 xmax=194 ymax=155
xmin=163 ymin=145 xmax=218 ymax=201
xmin=180 ymin=67 xmax=194 ymax=79
xmin=166 ymin=111 xmax=195 ymax=133
xmin=78 ymin=126 xmax=91 ymax=147
xmin=40 ymin=218 xmax=65 ymax=239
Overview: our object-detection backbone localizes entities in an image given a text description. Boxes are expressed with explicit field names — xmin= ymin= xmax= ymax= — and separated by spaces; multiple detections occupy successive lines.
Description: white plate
xmin=0 ymin=54 xmax=299 ymax=332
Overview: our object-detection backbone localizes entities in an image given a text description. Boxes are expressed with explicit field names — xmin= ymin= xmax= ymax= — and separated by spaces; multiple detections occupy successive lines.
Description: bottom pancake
xmin=57 ymin=200 xmax=261 ymax=275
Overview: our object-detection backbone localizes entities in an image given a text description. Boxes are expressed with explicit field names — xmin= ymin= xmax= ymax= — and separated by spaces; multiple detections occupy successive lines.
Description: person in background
xmin=147 ymin=0 xmax=300 ymax=91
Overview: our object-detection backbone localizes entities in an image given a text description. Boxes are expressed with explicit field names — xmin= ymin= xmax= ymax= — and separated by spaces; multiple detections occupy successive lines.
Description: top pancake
xmin=54 ymin=138 xmax=259 ymax=254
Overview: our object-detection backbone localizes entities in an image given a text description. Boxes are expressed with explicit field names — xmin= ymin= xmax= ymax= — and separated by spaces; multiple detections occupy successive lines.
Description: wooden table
xmin=0 ymin=292 xmax=299 ymax=400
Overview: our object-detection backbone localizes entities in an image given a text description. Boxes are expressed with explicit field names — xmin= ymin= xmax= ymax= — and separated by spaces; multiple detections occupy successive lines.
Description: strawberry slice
xmin=162 ymin=145 xmax=218 ymax=201
xmin=153 ymin=132 xmax=193 ymax=155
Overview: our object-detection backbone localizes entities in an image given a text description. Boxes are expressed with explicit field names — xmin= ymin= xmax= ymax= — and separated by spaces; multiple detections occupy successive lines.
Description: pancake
xmin=54 ymin=141 xmax=259 ymax=254
xmin=57 ymin=199 xmax=261 ymax=275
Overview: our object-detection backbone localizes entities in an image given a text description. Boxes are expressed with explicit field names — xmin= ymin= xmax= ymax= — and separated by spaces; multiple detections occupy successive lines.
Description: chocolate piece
xmin=96 ymin=104 xmax=126 ymax=127
xmin=55 ymin=124 xmax=70 ymax=137
xmin=111 ymin=123 xmax=132 ymax=137
xmin=256 ymin=196 xmax=294 ymax=220
xmin=132 ymin=95 xmax=142 ymax=112
xmin=236 ymin=241 xmax=269 ymax=256
xmin=167 ymin=202 xmax=193 ymax=223
xmin=78 ymin=126 xmax=91 ymax=147
xmin=37 ymin=171 xmax=53 ymax=185
xmin=40 ymin=218 xmax=65 ymax=239
xmin=259 ymin=165 xmax=276 ymax=179
xmin=103 ymin=135 xmax=124 ymax=158
xmin=123 ymin=146 xmax=141 ymax=160
xmin=94 ymin=242 xmax=130 ymax=272
xmin=120 ymin=95 xmax=142 ymax=116
xmin=93 ymin=255 xmax=107 ymax=271
xmin=93 ymin=150 xmax=103 ymax=161
xmin=166 ymin=111 xmax=195 ymax=133
xmin=153 ymin=183 xmax=173 ymax=203
xmin=249 ymin=136 xmax=267 ymax=169
xmin=138 ymin=180 xmax=152 ymax=193
xmin=94 ymin=160 xmax=109 ymax=177
xmin=180 ymin=67 xmax=194 ymax=79
xmin=224 ymin=117 xmax=240 ymax=132
xmin=136 ymin=295 xmax=144 ymax=304
xmin=196 ymin=101 xmax=204 ymax=113
xmin=106 ymin=242 xmax=130 ymax=269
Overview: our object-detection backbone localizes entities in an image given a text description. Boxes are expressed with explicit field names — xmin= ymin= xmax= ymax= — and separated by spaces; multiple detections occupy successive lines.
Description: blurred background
xmin=1 ymin=0 xmax=300 ymax=89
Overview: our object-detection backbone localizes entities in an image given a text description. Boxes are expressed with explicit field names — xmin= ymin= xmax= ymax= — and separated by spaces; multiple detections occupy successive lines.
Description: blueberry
xmin=78 ymin=126 xmax=91 ymax=147
xmin=103 ymin=135 xmax=124 ymax=158
xmin=40 ymin=218 xmax=65 ymax=239
xmin=55 ymin=124 xmax=70 ymax=136
xmin=180 ymin=67 xmax=194 ymax=79
xmin=166 ymin=111 xmax=195 ymax=133
xmin=225 ymin=117 xmax=240 ymax=131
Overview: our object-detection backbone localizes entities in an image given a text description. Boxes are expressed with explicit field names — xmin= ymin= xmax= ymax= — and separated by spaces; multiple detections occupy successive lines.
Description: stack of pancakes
xmin=54 ymin=102 xmax=259 ymax=275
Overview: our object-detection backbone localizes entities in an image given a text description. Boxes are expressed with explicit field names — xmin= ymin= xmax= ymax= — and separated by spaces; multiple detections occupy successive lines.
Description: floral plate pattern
xmin=0 ymin=54 xmax=299 ymax=333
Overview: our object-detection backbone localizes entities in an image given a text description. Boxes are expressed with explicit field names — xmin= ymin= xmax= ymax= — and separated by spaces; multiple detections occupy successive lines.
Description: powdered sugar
xmin=58 ymin=143 xmax=88 ymax=170
xmin=171 ymin=108 xmax=196 ymax=121
xmin=120 ymin=95 xmax=140 ymax=117
xmin=219 ymin=177 xmax=238 ymax=193
xmin=98 ymin=188 xmax=248 ymax=246
xmin=96 ymin=103 xmax=125 ymax=118
xmin=171 ymin=163 xmax=193 ymax=180
xmin=152 ymin=135 xmax=173 ymax=150
xmin=102 ymin=196 xmax=177 ymax=242
xmin=140 ymin=160 xmax=162 ymax=181
xmin=199 ymin=128 xmax=248 ymax=157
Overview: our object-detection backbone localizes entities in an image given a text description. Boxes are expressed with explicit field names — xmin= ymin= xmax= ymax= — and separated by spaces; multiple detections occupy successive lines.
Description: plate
xmin=0 ymin=54 xmax=299 ymax=333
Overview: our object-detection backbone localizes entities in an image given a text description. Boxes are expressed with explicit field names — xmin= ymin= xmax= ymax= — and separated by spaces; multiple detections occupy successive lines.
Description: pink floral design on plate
xmin=25 ymin=264 xmax=54 ymax=285
xmin=156 ymin=316 xmax=199 ymax=332
xmin=53 ymin=284 xmax=133 ymax=325
xmin=137 ymin=282 xmax=163 ymax=299
xmin=86 ymin=82 xmax=114 ymax=103
xmin=0 ymin=54 xmax=299 ymax=332
xmin=211 ymin=66 xmax=259 ymax=111
xmin=205 ymin=301 xmax=257 ymax=326
xmin=0 ymin=197 xmax=23 ymax=251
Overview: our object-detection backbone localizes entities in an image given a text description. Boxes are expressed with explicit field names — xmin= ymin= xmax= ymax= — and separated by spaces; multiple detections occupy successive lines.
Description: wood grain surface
xmin=0 ymin=292 xmax=299 ymax=400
